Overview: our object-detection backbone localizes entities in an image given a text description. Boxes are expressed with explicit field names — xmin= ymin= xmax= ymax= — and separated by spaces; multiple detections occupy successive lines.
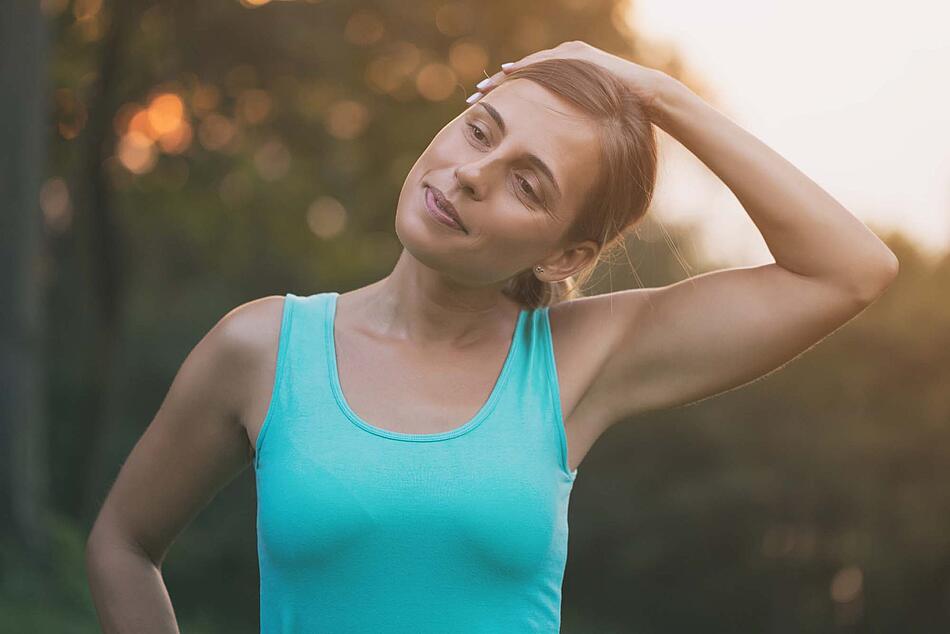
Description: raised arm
xmin=488 ymin=43 xmax=898 ymax=438
xmin=84 ymin=296 xmax=284 ymax=633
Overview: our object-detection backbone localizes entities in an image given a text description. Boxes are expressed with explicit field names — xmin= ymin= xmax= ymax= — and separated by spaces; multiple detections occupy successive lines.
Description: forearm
xmin=85 ymin=540 xmax=181 ymax=634
xmin=650 ymin=74 xmax=898 ymax=294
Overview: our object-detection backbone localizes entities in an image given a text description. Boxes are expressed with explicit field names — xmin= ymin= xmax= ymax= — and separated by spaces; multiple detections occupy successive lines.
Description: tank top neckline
xmin=324 ymin=291 xmax=528 ymax=443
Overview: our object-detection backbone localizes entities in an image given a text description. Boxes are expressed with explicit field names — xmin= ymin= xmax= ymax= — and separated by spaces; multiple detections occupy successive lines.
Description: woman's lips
xmin=424 ymin=187 xmax=466 ymax=232
xmin=428 ymin=186 xmax=462 ymax=226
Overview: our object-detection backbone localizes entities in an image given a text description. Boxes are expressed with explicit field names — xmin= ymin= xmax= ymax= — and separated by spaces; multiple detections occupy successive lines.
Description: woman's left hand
xmin=469 ymin=40 xmax=670 ymax=119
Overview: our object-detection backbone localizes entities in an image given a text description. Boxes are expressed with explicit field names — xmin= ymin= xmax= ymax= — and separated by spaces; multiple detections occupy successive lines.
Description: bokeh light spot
xmin=416 ymin=63 xmax=457 ymax=102
xmin=117 ymin=131 xmax=158 ymax=174
xmin=434 ymin=3 xmax=474 ymax=37
xmin=344 ymin=9 xmax=386 ymax=47
xmin=253 ymin=138 xmax=292 ymax=181
xmin=147 ymin=93 xmax=185 ymax=135
xmin=325 ymin=100 xmax=370 ymax=140
xmin=198 ymin=114 xmax=239 ymax=152
xmin=237 ymin=89 xmax=273 ymax=125
xmin=830 ymin=566 xmax=863 ymax=603
xmin=307 ymin=196 xmax=347 ymax=239
xmin=39 ymin=178 xmax=73 ymax=233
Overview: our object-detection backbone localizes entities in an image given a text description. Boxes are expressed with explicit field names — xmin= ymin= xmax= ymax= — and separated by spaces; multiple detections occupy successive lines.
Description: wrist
xmin=647 ymin=72 xmax=693 ymax=130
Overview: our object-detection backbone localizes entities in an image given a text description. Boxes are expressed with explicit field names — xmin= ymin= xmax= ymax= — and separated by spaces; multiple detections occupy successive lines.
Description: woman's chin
xmin=396 ymin=206 xmax=456 ymax=250
xmin=394 ymin=212 xmax=437 ymax=258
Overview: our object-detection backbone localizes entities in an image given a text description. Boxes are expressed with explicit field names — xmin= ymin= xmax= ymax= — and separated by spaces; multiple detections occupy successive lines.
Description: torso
xmin=242 ymin=287 xmax=617 ymax=472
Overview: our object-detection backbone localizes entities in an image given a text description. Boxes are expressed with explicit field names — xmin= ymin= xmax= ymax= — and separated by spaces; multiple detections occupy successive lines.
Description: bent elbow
xmin=853 ymin=252 xmax=900 ymax=304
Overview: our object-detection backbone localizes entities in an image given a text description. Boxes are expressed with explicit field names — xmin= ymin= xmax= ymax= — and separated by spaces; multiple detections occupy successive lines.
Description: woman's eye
xmin=466 ymin=122 xmax=543 ymax=206
xmin=468 ymin=123 xmax=489 ymax=145
xmin=517 ymin=175 xmax=539 ymax=201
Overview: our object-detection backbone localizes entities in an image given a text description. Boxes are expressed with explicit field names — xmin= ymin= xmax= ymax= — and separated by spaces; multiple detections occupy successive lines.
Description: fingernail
xmin=465 ymin=92 xmax=483 ymax=104
xmin=500 ymin=62 xmax=514 ymax=70
xmin=476 ymin=77 xmax=491 ymax=90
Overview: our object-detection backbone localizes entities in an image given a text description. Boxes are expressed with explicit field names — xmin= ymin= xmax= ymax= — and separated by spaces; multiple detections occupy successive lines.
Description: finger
xmin=500 ymin=47 xmax=559 ymax=74
xmin=473 ymin=68 xmax=507 ymax=95
xmin=466 ymin=51 xmax=554 ymax=103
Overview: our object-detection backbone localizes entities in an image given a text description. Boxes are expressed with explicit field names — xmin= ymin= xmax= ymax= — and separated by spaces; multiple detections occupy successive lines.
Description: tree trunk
xmin=73 ymin=0 xmax=139 ymax=523
xmin=0 ymin=0 xmax=52 ymax=561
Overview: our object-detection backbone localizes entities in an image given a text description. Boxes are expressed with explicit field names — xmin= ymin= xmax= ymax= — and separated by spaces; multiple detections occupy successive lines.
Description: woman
xmin=86 ymin=41 xmax=899 ymax=632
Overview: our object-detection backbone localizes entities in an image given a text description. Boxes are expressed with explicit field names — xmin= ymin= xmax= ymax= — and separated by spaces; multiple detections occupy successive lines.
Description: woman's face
xmin=396 ymin=78 xmax=603 ymax=289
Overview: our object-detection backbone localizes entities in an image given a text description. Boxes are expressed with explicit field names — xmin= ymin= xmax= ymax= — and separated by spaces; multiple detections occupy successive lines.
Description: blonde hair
xmin=497 ymin=58 xmax=659 ymax=309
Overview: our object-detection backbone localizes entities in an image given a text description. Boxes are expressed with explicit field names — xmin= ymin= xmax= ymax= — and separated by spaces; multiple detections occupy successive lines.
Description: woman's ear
xmin=543 ymin=239 xmax=600 ymax=281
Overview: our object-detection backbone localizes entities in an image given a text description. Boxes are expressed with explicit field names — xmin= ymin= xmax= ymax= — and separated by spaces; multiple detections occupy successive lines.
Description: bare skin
xmin=85 ymin=79 xmax=610 ymax=632
xmin=239 ymin=78 xmax=613 ymax=471
xmin=86 ymin=54 xmax=897 ymax=631
xmin=241 ymin=282 xmax=609 ymax=473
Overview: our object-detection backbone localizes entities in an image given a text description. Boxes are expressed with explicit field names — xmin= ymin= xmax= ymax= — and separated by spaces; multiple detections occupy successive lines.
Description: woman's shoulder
xmin=212 ymin=296 xmax=288 ymax=401
xmin=213 ymin=296 xmax=290 ymax=453
xmin=218 ymin=295 xmax=288 ymax=358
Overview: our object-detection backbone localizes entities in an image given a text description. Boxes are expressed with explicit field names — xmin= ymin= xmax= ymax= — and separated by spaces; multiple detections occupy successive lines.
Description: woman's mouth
xmin=424 ymin=186 xmax=467 ymax=233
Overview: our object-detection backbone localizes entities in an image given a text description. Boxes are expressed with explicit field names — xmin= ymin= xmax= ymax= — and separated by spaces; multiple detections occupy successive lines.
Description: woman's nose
xmin=453 ymin=166 xmax=482 ymax=200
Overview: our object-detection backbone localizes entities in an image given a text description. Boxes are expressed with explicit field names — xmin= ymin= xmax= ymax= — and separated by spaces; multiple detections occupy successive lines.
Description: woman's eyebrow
xmin=476 ymin=101 xmax=563 ymax=206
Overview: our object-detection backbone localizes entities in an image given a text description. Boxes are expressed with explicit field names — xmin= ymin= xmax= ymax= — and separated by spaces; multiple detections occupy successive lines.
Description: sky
xmin=624 ymin=0 xmax=949 ymax=267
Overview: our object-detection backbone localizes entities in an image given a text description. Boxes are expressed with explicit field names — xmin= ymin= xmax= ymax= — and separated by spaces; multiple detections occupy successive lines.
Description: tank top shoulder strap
xmin=254 ymin=291 xmax=334 ymax=470
xmin=507 ymin=305 xmax=577 ymax=481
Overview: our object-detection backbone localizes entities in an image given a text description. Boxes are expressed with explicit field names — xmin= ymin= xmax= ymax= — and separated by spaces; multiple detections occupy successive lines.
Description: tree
xmin=0 ymin=0 xmax=52 ymax=563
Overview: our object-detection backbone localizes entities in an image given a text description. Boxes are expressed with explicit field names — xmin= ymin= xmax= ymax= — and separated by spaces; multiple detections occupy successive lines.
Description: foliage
xmin=21 ymin=0 xmax=946 ymax=631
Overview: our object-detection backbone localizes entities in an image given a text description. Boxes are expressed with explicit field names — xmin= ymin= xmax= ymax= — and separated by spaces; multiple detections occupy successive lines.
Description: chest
xmin=257 ymin=443 xmax=570 ymax=581
xmin=245 ymin=306 xmax=609 ymax=473
xmin=330 ymin=327 xmax=604 ymax=474
xmin=332 ymin=329 xmax=513 ymax=434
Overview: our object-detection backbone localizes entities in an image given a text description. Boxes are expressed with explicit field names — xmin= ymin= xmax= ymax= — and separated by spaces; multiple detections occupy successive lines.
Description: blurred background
xmin=2 ymin=0 xmax=947 ymax=631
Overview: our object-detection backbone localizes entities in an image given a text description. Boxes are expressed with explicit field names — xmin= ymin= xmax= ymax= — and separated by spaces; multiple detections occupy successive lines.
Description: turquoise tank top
xmin=254 ymin=291 xmax=579 ymax=632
